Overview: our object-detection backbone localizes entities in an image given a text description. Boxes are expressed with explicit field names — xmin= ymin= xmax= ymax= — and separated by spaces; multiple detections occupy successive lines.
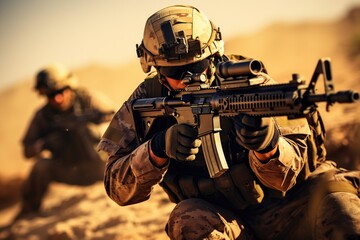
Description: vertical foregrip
xmin=200 ymin=133 xmax=229 ymax=178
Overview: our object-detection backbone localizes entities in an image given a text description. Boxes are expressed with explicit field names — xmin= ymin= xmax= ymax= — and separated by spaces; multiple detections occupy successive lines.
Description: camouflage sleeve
xmin=22 ymin=110 xmax=48 ymax=158
xmin=249 ymin=117 xmax=310 ymax=192
xmin=104 ymin=139 xmax=168 ymax=205
xmin=97 ymin=80 xmax=168 ymax=206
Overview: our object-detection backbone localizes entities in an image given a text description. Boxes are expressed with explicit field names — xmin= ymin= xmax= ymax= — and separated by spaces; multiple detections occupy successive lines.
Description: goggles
xmin=159 ymin=59 xmax=210 ymax=80
xmin=46 ymin=87 xmax=68 ymax=99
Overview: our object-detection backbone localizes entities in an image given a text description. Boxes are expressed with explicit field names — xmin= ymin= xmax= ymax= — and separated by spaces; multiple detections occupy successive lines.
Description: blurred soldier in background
xmin=16 ymin=63 xmax=115 ymax=219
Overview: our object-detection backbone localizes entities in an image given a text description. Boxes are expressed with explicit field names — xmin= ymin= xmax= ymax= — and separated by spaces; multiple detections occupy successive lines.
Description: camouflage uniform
xmin=98 ymin=72 xmax=360 ymax=239
xmin=21 ymin=88 xmax=114 ymax=214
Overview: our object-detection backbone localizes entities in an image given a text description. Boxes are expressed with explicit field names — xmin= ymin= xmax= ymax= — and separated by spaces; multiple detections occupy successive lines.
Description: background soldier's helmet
xmin=34 ymin=63 xmax=78 ymax=95
xmin=136 ymin=5 xmax=224 ymax=73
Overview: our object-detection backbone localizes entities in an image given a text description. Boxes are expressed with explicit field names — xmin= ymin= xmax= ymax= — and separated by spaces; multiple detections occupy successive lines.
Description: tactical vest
xmin=142 ymin=61 xmax=327 ymax=210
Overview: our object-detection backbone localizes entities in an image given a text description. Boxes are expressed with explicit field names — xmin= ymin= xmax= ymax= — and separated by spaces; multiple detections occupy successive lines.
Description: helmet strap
xmin=156 ymin=70 xmax=174 ymax=93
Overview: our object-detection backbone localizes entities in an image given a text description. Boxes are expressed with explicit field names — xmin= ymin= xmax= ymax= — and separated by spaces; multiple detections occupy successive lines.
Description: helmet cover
xmin=136 ymin=5 xmax=224 ymax=73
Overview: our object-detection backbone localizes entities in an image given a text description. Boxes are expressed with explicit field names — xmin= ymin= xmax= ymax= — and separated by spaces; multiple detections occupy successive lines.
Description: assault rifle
xmin=130 ymin=58 xmax=359 ymax=178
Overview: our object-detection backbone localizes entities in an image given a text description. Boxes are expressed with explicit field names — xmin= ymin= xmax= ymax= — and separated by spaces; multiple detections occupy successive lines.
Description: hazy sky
xmin=1 ymin=0 xmax=359 ymax=90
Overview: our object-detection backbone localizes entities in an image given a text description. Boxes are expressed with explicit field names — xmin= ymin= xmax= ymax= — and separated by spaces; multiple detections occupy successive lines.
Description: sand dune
xmin=0 ymin=6 xmax=359 ymax=240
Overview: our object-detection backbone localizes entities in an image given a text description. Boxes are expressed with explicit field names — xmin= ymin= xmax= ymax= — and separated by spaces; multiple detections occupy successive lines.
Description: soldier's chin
xmin=174 ymin=81 xmax=186 ymax=90
xmin=51 ymin=102 xmax=71 ymax=111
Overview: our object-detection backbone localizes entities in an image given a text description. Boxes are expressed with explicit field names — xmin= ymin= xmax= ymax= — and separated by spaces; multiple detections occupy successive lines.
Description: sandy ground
xmin=0 ymin=183 xmax=174 ymax=240
xmin=0 ymin=6 xmax=359 ymax=240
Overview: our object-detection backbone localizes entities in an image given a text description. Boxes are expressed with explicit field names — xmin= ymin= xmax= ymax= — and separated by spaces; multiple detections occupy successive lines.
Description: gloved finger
xmin=177 ymin=124 xmax=198 ymax=138
xmin=178 ymin=135 xmax=202 ymax=148
xmin=236 ymin=135 xmax=263 ymax=150
xmin=241 ymin=115 xmax=270 ymax=129
xmin=238 ymin=135 xmax=262 ymax=146
xmin=234 ymin=115 xmax=259 ymax=131
xmin=177 ymin=145 xmax=200 ymax=156
xmin=175 ymin=152 xmax=197 ymax=161
xmin=193 ymin=139 xmax=202 ymax=148
xmin=239 ymin=128 xmax=268 ymax=138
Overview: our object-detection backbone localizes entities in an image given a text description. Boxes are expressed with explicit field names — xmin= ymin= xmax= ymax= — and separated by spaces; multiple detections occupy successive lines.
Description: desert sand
xmin=0 ymin=7 xmax=359 ymax=240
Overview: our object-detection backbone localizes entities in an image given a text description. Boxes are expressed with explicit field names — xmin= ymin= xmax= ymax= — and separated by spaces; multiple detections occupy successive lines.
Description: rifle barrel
xmin=307 ymin=91 xmax=359 ymax=103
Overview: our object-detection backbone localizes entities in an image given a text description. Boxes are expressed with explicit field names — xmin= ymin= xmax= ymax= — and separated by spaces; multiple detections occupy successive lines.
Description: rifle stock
xmin=130 ymin=58 xmax=359 ymax=178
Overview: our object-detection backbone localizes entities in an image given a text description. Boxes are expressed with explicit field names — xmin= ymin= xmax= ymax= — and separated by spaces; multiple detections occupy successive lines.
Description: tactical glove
xmin=233 ymin=114 xmax=279 ymax=153
xmin=151 ymin=124 xmax=202 ymax=161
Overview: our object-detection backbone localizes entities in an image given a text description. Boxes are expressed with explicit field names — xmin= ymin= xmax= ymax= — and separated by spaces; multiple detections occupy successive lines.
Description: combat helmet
xmin=34 ymin=63 xmax=78 ymax=95
xmin=136 ymin=5 xmax=224 ymax=73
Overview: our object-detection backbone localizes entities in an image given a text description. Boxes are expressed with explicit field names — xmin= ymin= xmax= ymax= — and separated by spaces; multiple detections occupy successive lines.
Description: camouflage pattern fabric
xmin=166 ymin=198 xmax=250 ymax=240
xmin=315 ymin=192 xmax=360 ymax=239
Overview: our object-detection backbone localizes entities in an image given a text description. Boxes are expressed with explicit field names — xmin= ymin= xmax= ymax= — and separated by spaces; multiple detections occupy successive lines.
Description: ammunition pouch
xmin=161 ymin=163 xmax=264 ymax=210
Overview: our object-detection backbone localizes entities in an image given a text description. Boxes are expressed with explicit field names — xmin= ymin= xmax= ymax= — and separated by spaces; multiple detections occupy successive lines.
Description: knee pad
xmin=166 ymin=199 xmax=224 ymax=239
xmin=315 ymin=192 xmax=360 ymax=239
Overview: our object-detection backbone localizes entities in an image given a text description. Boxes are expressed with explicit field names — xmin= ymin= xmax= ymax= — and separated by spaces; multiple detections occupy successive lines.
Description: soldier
xmin=98 ymin=5 xmax=360 ymax=239
xmin=17 ymin=63 xmax=115 ymax=219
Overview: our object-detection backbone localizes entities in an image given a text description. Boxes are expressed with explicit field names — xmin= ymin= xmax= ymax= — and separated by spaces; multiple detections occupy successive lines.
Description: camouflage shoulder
xmin=97 ymin=102 xmax=137 ymax=156
xmin=73 ymin=87 xmax=91 ymax=99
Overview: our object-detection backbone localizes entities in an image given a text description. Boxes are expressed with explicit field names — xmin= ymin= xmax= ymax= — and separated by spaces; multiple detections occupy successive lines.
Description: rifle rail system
xmin=130 ymin=58 xmax=359 ymax=178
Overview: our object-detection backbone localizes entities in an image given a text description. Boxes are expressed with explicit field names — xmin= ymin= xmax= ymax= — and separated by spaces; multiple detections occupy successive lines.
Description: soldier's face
xmin=161 ymin=59 xmax=210 ymax=91
xmin=47 ymin=88 xmax=74 ymax=111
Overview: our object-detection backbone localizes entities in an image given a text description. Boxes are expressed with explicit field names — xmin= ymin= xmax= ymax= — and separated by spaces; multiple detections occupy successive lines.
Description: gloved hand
xmin=233 ymin=114 xmax=279 ymax=153
xmin=151 ymin=124 xmax=202 ymax=161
